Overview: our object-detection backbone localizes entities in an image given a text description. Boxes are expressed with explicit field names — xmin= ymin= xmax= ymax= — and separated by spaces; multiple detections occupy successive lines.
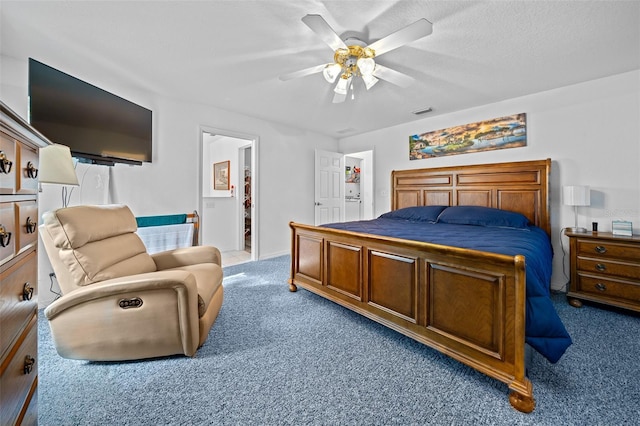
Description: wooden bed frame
xmin=288 ymin=159 xmax=551 ymax=413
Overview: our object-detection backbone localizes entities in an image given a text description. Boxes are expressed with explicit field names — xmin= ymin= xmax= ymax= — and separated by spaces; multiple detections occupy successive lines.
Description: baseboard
xmin=256 ymin=250 xmax=289 ymax=261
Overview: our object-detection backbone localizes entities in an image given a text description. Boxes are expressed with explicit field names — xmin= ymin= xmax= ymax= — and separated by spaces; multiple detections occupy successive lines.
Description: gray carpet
xmin=38 ymin=255 xmax=640 ymax=425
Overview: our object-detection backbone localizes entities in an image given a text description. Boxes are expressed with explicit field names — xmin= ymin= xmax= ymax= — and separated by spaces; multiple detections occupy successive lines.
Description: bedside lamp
xmin=563 ymin=185 xmax=590 ymax=233
xmin=39 ymin=144 xmax=79 ymax=208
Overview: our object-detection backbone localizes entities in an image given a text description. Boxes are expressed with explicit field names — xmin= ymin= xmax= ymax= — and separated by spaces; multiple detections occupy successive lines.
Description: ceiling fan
xmin=279 ymin=14 xmax=433 ymax=103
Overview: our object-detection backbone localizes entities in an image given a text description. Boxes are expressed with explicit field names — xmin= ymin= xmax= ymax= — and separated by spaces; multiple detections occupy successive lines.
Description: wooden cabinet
xmin=1 ymin=101 xmax=48 ymax=426
xmin=566 ymin=230 xmax=640 ymax=312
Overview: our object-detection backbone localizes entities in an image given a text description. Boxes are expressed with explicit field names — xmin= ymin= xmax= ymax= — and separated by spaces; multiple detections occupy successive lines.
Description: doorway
xmin=314 ymin=149 xmax=374 ymax=225
xmin=344 ymin=150 xmax=373 ymax=220
xmin=199 ymin=127 xmax=258 ymax=266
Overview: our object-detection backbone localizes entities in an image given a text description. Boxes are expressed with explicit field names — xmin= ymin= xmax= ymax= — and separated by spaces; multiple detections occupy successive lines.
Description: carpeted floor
xmin=38 ymin=255 xmax=640 ymax=425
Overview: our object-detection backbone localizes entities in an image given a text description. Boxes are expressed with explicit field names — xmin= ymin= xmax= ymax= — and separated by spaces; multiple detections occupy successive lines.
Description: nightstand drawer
xmin=577 ymin=273 xmax=640 ymax=302
xmin=577 ymin=240 xmax=640 ymax=262
xmin=577 ymin=257 xmax=640 ymax=281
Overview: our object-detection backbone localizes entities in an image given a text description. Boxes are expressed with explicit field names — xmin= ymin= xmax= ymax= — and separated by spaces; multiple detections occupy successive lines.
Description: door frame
xmin=199 ymin=126 xmax=259 ymax=261
xmin=238 ymin=143 xmax=252 ymax=251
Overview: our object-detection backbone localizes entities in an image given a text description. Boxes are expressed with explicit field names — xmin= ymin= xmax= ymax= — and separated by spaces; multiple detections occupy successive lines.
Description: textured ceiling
xmin=1 ymin=0 xmax=639 ymax=138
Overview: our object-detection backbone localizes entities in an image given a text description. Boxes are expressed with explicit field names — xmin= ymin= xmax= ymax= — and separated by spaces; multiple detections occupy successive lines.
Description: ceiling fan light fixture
xmin=357 ymin=57 xmax=376 ymax=76
xmin=288 ymin=14 xmax=433 ymax=103
xmin=334 ymin=75 xmax=352 ymax=95
xmin=362 ymin=74 xmax=379 ymax=90
xmin=322 ymin=63 xmax=342 ymax=83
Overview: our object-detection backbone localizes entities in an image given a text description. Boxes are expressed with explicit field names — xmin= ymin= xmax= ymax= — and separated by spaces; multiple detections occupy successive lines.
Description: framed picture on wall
xmin=213 ymin=160 xmax=230 ymax=190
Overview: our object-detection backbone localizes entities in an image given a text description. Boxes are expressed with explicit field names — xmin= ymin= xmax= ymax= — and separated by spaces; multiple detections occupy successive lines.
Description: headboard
xmin=391 ymin=159 xmax=551 ymax=235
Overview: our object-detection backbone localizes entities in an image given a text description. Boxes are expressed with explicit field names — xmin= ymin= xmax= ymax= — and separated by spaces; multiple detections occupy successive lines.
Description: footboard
xmin=288 ymin=222 xmax=534 ymax=413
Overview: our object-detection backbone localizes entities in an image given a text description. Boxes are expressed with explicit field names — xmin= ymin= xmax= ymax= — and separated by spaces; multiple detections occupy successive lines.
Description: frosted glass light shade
xmin=362 ymin=74 xmax=379 ymax=90
xmin=563 ymin=185 xmax=590 ymax=206
xmin=357 ymin=57 xmax=376 ymax=75
xmin=39 ymin=144 xmax=79 ymax=185
xmin=334 ymin=76 xmax=352 ymax=95
xmin=322 ymin=63 xmax=342 ymax=83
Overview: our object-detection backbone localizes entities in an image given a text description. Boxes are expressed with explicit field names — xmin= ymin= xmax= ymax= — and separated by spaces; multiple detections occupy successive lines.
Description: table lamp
xmin=39 ymin=144 xmax=79 ymax=208
xmin=563 ymin=185 xmax=590 ymax=233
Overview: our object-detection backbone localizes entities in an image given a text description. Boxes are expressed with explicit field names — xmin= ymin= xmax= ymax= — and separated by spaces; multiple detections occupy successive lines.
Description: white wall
xmin=338 ymin=70 xmax=640 ymax=291
xmin=2 ymin=53 xmax=338 ymax=306
xmin=2 ymin=54 xmax=337 ymax=255
xmin=4 ymin=48 xmax=638 ymax=295
xmin=115 ymin=98 xmax=337 ymax=260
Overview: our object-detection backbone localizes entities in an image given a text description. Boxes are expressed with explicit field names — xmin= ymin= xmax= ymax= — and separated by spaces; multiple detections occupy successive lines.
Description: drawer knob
xmin=0 ymin=151 xmax=12 ymax=174
xmin=25 ymin=216 xmax=37 ymax=234
xmin=594 ymin=245 xmax=607 ymax=254
xmin=595 ymin=263 xmax=607 ymax=272
xmin=595 ymin=283 xmax=607 ymax=292
xmin=23 ymin=282 xmax=34 ymax=301
xmin=23 ymin=355 xmax=35 ymax=374
xmin=26 ymin=161 xmax=38 ymax=179
xmin=0 ymin=225 xmax=11 ymax=247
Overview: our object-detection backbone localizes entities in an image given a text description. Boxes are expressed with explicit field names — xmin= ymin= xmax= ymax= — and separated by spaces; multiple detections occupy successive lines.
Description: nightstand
xmin=565 ymin=230 xmax=640 ymax=312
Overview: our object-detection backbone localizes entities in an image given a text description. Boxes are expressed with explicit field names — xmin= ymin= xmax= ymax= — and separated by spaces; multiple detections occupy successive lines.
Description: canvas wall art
xmin=409 ymin=113 xmax=527 ymax=160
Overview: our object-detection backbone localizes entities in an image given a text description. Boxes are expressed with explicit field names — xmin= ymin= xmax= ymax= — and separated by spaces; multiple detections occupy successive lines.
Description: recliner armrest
xmin=44 ymin=269 xmax=203 ymax=360
xmin=151 ymin=245 xmax=222 ymax=270
xmin=44 ymin=269 xmax=198 ymax=320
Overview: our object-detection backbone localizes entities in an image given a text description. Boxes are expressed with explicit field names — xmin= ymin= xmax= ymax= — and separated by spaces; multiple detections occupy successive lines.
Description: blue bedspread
xmin=323 ymin=218 xmax=572 ymax=363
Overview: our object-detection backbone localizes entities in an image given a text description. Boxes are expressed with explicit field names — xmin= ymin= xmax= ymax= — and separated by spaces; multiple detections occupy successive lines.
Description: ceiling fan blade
xmin=279 ymin=64 xmax=327 ymax=81
xmin=302 ymin=14 xmax=348 ymax=51
xmin=373 ymin=65 xmax=415 ymax=88
xmin=367 ymin=18 xmax=432 ymax=56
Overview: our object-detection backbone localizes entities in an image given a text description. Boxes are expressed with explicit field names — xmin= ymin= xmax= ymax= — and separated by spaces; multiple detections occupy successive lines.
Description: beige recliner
xmin=40 ymin=204 xmax=224 ymax=361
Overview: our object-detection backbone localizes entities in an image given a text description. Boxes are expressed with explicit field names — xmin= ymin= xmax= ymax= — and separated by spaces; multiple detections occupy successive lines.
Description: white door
xmin=315 ymin=149 xmax=344 ymax=225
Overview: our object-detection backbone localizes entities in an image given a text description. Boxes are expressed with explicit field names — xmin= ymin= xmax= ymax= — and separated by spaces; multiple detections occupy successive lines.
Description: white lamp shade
xmin=563 ymin=185 xmax=590 ymax=206
xmin=39 ymin=144 xmax=79 ymax=185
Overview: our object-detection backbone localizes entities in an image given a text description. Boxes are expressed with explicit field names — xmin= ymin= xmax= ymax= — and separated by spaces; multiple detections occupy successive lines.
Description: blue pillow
xmin=436 ymin=206 xmax=530 ymax=228
xmin=379 ymin=205 xmax=448 ymax=223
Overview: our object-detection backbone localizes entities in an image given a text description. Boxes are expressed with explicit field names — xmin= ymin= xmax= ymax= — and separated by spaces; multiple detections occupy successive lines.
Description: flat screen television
xmin=28 ymin=58 xmax=152 ymax=166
